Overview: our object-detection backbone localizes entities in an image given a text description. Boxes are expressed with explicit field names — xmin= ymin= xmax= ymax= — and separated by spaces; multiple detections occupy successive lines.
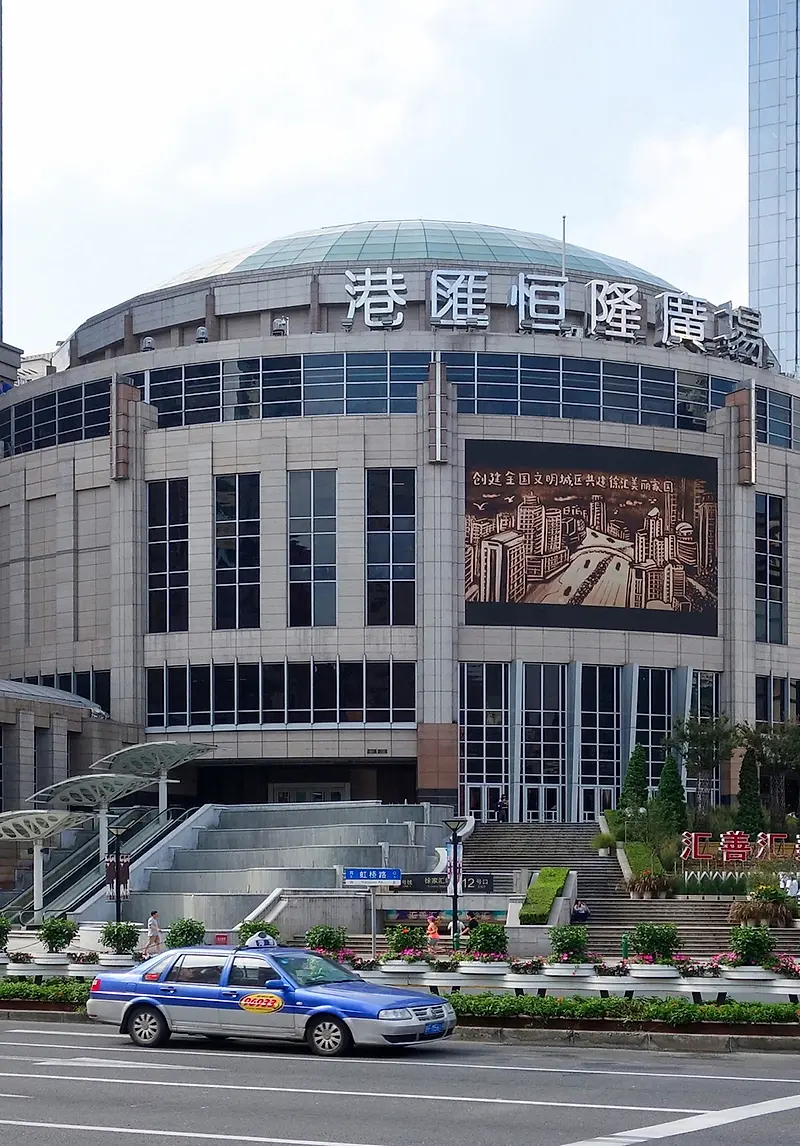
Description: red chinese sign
xmin=681 ymin=831 xmax=800 ymax=865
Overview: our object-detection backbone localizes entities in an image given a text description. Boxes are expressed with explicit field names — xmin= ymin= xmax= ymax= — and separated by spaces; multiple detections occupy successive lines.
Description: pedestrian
xmin=142 ymin=909 xmax=163 ymax=958
xmin=571 ymin=899 xmax=591 ymax=923
xmin=496 ymin=794 xmax=509 ymax=823
xmin=464 ymin=910 xmax=480 ymax=936
xmin=425 ymin=913 xmax=441 ymax=952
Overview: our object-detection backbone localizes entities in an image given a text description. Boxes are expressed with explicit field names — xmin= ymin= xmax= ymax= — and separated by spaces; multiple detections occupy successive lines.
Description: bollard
xmin=621 ymin=933 xmax=629 ymax=960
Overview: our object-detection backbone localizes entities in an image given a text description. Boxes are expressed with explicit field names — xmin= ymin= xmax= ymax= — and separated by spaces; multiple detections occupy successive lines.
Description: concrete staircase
xmin=125 ymin=802 xmax=452 ymax=930
xmin=462 ymin=823 xmax=800 ymax=958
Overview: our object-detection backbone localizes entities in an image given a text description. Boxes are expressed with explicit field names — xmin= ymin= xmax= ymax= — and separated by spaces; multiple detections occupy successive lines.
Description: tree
xmin=620 ymin=744 xmax=649 ymax=814
xmin=739 ymin=722 xmax=800 ymax=830
xmin=735 ymin=743 xmax=764 ymax=837
xmin=668 ymin=715 xmax=736 ymax=823
xmin=654 ymin=754 xmax=687 ymax=836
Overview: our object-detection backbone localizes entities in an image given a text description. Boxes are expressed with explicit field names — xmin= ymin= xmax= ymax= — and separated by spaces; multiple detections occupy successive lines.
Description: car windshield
xmin=272 ymin=953 xmax=360 ymax=987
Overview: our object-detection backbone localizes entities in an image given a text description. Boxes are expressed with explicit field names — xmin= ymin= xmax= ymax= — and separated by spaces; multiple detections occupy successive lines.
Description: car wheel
xmin=127 ymin=1006 xmax=170 ymax=1048
xmin=306 ymin=1016 xmax=352 ymax=1057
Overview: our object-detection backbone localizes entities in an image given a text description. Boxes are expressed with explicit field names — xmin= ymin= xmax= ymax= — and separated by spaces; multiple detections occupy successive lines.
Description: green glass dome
xmin=163 ymin=220 xmax=673 ymax=290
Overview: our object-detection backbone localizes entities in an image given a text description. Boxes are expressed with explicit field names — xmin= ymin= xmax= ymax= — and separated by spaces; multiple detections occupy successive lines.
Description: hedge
xmin=0 ymin=978 xmax=91 ymax=1007
xmin=519 ymin=867 xmax=569 ymax=925
xmin=623 ymin=842 xmax=664 ymax=877
xmin=448 ymin=991 xmax=800 ymax=1027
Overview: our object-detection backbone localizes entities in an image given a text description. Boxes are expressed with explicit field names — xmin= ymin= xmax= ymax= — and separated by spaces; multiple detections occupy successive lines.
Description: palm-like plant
xmin=667 ymin=715 xmax=736 ymax=823
xmin=738 ymin=721 xmax=800 ymax=830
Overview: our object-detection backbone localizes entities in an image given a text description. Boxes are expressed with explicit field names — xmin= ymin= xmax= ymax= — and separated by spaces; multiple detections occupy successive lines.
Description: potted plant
xmin=36 ymin=916 xmax=79 ymax=965
xmin=590 ymin=832 xmax=616 ymax=858
xmin=544 ymin=925 xmax=595 ymax=977
xmin=99 ymin=921 xmax=141 ymax=966
xmin=380 ymin=925 xmax=429 ymax=972
xmin=304 ymin=925 xmax=347 ymax=955
xmin=238 ymin=921 xmax=280 ymax=946
xmin=0 ymin=914 xmax=11 ymax=967
xmin=165 ymin=918 xmax=207 ymax=948
xmin=715 ymin=925 xmax=776 ymax=980
xmin=627 ymin=922 xmax=680 ymax=979
xmin=459 ymin=923 xmax=509 ymax=974
xmin=68 ymin=950 xmax=100 ymax=977
xmin=626 ymin=870 xmax=663 ymax=901
xmin=729 ymin=884 xmax=797 ymax=928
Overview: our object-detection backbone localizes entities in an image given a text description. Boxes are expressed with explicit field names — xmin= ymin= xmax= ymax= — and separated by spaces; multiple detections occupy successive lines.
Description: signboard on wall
xmin=464 ymin=440 xmax=718 ymax=636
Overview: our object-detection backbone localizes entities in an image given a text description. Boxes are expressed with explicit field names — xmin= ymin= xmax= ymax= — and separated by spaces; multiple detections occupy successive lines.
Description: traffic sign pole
xmin=370 ymin=885 xmax=376 ymax=960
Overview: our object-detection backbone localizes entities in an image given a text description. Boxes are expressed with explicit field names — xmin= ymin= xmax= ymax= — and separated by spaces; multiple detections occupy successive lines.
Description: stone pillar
xmin=188 ymin=441 xmax=213 ymax=635
xmin=8 ymin=710 xmax=35 ymax=807
xmin=55 ymin=458 xmax=77 ymax=645
xmin=565 ymin=661 xmax=582 ymax=823
xmin=619 ymin=663 xmax=639 ymax=783
xmin=50 ymin=715 xmax=69 ymax=787
xmin=508 ymin=661 xmax=524 ymax=823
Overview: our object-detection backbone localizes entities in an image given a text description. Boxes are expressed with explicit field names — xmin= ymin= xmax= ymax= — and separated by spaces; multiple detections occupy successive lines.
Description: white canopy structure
xmin=0 ymin=810 xmax=94 ymax=922
xmin=28 ymin=773 xmax=160 ymax=862
xmin=90 ymin=741 xmax=214 ymax=812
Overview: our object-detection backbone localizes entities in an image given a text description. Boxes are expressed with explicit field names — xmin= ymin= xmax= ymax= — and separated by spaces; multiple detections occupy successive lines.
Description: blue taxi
xmin=87 ymin=938 xmax=456 ymax=1056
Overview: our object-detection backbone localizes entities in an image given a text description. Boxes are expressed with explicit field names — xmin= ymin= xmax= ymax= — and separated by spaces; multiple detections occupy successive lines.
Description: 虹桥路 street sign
xmin=343 ymin=867 xmax=402 ymax=887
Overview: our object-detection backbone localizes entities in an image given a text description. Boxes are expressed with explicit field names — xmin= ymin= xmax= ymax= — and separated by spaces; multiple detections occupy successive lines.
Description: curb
xmin=454 ymin=1025 xmax=800 ymax=1054
xmin=0 ymin=1010 xmax=88 ymax=1023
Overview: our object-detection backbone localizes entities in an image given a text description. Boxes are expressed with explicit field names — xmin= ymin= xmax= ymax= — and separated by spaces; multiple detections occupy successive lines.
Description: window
xmin=288 ymin=470 xmax=336 ymax=626
xmin=691 ymin=671 xmax=721 ymax=721
xmin=635 ymin=668 xmax=672 ymax=790
xmin=756 ymin=387 xmax=792 ymax=447
xmin=148 ymin=479 xmax=189 ymax=633
xmin=228 ymin=956 xmax=277 ymax=988
xmin=366 ymin=469 xmax=415 ymax=625
xmin=755 ymin=492 xmax=784 ymax=643
xmin=145 ymin=661 xmax=415 ymax=727
xmin=580 ymin=665 xmax=621 ymax=787
xmin=756 ymin=674 xmax=798 ymax=724
xmin=523 ymin=664 xmax=568 ymax=787
xmin=215 ymin=473 xmax=260 ymax=629
xmin=0 ymin=725 xmax=4 ymax=811
xmin=24 ymin=671 xmax=111 ymax=714
xmin=165 ymin=953 xmax=228 ymax=985
xmin=458 ymin=663 xmax=510 ymax=804
xmin=0 ymin=379 xmax=111 ymax=456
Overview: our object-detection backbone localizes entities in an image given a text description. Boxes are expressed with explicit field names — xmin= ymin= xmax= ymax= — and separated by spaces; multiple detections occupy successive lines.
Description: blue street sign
xmin=343 ymin=867 xmax=402 ymax=886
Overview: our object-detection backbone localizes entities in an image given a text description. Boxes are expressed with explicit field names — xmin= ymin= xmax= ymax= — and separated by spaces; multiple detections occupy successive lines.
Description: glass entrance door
xmin=580 ymin=786 xmax=616 ymax=822
xmin=466 ymin=784 xmax=502 ymax=822
xmin=524 ymin=785 xmax=562 ymax=822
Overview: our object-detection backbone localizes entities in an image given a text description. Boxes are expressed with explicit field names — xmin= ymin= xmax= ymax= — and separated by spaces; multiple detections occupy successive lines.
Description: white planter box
xmin=0 ymin=953 xmax=8 ymax=966
xmin=721 ymin=966 xmax=775 ymax=981
xmin=68 ymin=965 xmax=98 ymax=978
xmin=459 ymin=962 xmax=509 ymax=975
xmin=543 ymin=963 xmax=595 ymax=978
xmin=380 ymin=961 xmax=428 ymax=973
xmin=98 ymin=954 xmax=135 ymax=968
xmin=628 ymin=965 xmax=680 ymax=979
xmin=34 ymin=953 xmax=69 ymax=966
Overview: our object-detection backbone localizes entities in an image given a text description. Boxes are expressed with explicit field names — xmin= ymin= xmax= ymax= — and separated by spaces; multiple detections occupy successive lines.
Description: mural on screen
xmin=464 ymin=440 xmax=718 ymax=637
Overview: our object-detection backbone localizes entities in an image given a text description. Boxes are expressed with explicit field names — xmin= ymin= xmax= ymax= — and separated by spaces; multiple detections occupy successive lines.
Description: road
xmin=0 ymin=1019 xmax=798 ymax=1145
xmin=526 ymin=532 xmax=633 ymax=609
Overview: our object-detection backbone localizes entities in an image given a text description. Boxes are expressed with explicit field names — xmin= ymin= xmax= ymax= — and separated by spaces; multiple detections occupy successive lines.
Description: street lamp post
xmin=109 ymin=824 xmax=125 ymax=925
xmin=443 ymin=818 xmax=467 ymax=951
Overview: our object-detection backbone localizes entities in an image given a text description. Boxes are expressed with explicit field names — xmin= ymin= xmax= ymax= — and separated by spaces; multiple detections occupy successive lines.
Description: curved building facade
xmin=0 ymin=219 xmax=797 ymax=820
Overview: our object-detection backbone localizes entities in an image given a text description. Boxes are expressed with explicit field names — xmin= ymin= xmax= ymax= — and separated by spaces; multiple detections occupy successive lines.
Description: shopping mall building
xmin=0 ymin=219 xmax=797 ymax=821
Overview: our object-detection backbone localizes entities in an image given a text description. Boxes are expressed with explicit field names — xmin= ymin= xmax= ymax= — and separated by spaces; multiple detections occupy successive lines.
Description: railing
xmin=6 ymin=805 xmax=201 ymax=925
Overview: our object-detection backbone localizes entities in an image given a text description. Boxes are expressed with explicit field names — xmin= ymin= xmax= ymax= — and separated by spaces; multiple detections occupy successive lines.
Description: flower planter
xmin=98 ymin=954 xmax=135 ymax=968
xmin=721 ymin=965 xmax=775 ymax=981
xmin=628 ymin=964 xmax=680 ymax=980
xmin=0 ymin=952 xmax=8 ymax=966
xmin=380 ymin=961 xmax=428 ymax=973
xmin=34 ymin=953 xmax=70 ymax=966
xmin=598 ymin=848 xmax=610 ymax=858
xmin=459 ymin=961 xmax=509 ymax=975
xmin=543 ymin=963 xmax=595 ymax=978
xmin=641 ymin=892 xmax=653 ymax=901
xmin=629 ymin=892 xmax=640 ymax=900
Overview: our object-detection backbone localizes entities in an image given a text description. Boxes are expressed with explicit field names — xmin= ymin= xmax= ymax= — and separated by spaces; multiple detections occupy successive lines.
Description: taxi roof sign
xmin=244 ymin=932 xmax=278 ymax=949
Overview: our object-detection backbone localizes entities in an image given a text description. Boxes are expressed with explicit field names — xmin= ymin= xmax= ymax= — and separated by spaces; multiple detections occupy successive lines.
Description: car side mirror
xmin=263 ymin=978 xmax=289 ymax=991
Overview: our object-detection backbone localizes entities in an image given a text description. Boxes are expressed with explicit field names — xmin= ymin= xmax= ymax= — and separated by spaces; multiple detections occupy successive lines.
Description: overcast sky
xmin=5 ymin=0 xmax=747 ymax=353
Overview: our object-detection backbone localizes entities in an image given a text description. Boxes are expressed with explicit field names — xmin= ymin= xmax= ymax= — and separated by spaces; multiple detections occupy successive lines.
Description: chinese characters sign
xmin=680 ymin=831 xmax=800 ymax=864
xmin=465 ymin=440 xmax=718 ymax=636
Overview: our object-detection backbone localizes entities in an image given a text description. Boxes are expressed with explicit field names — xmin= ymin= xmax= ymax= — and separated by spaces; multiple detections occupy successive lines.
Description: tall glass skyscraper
xmin=749 ymin=0 xmax=800 ymax=373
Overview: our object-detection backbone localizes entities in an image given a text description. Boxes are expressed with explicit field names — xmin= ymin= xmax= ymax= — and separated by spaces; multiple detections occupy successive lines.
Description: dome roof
xmin=161 ymin=220 xmax=673 ymax=290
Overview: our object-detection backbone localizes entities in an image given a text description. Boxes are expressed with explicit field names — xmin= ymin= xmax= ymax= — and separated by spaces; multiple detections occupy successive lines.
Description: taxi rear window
xmin=165 ymin=953 xmax=229 ymax=986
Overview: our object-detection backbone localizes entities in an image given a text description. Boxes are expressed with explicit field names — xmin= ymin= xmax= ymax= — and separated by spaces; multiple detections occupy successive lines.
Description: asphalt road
xmin=0 ymin=1020 xmax=799 ymax=1145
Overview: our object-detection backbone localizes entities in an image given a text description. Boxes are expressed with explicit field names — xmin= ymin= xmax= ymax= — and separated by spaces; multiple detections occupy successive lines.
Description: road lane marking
xmin=0 ymin=1070 xmax=706 ymax=1113
xmin=0 ymin=1094 xmax=27 ymax=1099
xmin=0 ymin=1123 xmax=385 ymax=1146
xmin=557 ymin=1091 xmax=800 ymax=1145
xmin=34 ymin=1057 xmax=215 ymax=1071
xmin=2 ymin=1037 xmax=800 ymax=1087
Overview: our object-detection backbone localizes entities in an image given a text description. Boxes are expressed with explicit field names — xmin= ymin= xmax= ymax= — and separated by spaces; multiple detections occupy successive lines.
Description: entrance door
xmin=466 ymin=784 xmax=502 ymax=822
xmin=580 ymin=787 xmax=616 ymax=823
xmin=524 ymin=786 xmax=562 ymax=822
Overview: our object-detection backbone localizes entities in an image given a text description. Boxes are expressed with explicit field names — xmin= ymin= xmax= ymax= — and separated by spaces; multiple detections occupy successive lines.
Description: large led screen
xmin=465 ymin=440 xmax=718 ymax=635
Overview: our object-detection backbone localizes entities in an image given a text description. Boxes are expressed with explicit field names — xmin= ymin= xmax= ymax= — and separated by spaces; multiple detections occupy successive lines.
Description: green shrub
xmin=100 ymin=922 xmax=140 ymax=955
xmin=165 ymin=918 xmax=206 ymax=948
xmin=519 ymin=867 xmax=568 ymax=925
xmin=548 ymin=924 xmax=588 ymax=963
xmin=590 ymin=832 xmax=616 ymax=850
xmin=238 ymin=921 xmax=280 ymax=945
xmin=735 ymin=747 xmax=764 ymax=837
xmin=385 ymin=925 xmax=426 ymax=956
xmin=729 ymin=924 xmax=775 ymax=967
xmin=653 ymin=755 xmax=687 ymax=835
xmin=629 ymin=922 xmax=679 ymax=961
xmin=619 ymin=744 xmax=648 ymax=813
xmin=0 ymin=915 xmax=11 ymax=951
xmin=37 ymin=916 xmax=79 ymax=954
xmin=447 ymin=991 xmax=800 ymax=1026
xmin=0 ymin=977 xmax=90 ymax=1007
xmin=305 ymin=925 xmax=348 ymax=953
xmin=624 ymin=842 xmax=664 ymax=877
xmin=466 ymin=923 xmax=508 ymax=956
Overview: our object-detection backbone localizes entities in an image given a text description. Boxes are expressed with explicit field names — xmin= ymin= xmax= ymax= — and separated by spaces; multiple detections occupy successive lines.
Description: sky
xmin=4 ymin=0 xmax=748 ymax=353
